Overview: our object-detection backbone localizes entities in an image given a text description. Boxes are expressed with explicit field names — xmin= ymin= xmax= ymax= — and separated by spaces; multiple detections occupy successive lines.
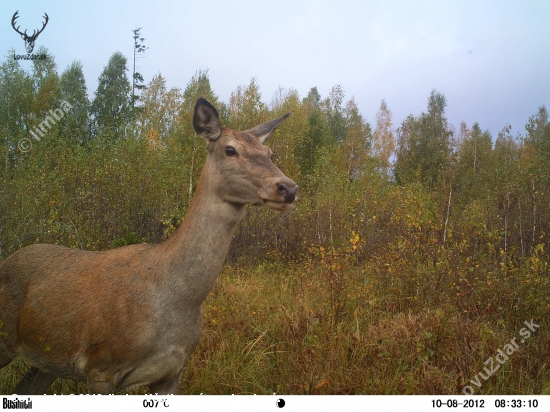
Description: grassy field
xmin=2 ymin=251 xmax=548 ymax=395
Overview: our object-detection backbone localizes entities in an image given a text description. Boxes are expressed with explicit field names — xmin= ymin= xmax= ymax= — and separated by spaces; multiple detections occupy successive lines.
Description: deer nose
xmin=277 ymin=182 xmax=298 ymax=203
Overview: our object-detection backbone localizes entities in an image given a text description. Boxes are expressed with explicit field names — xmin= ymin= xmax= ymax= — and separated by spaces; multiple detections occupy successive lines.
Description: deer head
xmin=193 ymin=98 xmax=298 ymax=211
xmin=11 ymin=11 xmax=49 ymax=54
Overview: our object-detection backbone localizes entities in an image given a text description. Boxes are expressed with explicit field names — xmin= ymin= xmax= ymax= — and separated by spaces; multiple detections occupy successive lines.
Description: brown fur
xmin=0 ymin=98 xmax=297 ymax=394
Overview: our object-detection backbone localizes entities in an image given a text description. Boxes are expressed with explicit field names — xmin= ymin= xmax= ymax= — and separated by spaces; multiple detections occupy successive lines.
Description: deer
xmin=0 ymin=98 xmax=298 ymax=395
xmin=11 ymin=11 xmax=49 ymax=54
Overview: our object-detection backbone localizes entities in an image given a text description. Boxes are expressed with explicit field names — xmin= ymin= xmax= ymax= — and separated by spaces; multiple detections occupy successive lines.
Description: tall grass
xmin=2 ymin=255 xmax=548 ymax=394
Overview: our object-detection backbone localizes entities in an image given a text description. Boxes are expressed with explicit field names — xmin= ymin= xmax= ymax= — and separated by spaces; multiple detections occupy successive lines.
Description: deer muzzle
xmin=277 ymin=182 xmax=298 ymax=204
xmin=260 ymin=180 xmax=298 ymax=211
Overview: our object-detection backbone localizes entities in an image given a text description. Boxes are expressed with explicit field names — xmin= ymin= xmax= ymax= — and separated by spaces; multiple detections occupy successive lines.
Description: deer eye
xmin=225 ymin=146 xmax=237 ymax=156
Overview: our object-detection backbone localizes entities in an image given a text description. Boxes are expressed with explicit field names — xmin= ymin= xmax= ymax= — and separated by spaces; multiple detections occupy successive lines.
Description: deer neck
xmin=158 ymin=156 xmax=245 ymax=306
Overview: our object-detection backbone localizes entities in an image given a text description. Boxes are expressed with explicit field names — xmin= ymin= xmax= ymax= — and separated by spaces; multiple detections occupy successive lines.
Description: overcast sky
xmin=1 ymin=0 xmax=549 ymax=139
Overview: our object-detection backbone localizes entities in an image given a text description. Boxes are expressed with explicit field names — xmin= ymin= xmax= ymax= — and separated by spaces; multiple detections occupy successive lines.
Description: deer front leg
xmin=148 ymin=370 xmax=183 ymax=395
xmin=14 ymin=367 xmax=57 ymax=395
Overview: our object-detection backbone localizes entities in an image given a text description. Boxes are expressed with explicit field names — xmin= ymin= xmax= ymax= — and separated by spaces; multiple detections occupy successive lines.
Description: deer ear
xmin=193 ymin=98 xmax=221 ymax=141
xmin=247 ymin=113 xmax=290 ymax=144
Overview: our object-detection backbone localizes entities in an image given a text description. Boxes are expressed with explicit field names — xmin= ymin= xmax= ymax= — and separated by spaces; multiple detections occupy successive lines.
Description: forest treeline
xmin=1 ymin=48 xmax=549 ymax=394
xmin=1 ymin=48 xmax=548 ymax=265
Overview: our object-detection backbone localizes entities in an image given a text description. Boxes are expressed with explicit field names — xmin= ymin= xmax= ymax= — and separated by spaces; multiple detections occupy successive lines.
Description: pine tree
xmin=131 ymin=27 xmax=148 ymax=111
xmin=90 ymin=52 xmax=132 ymax=141
xmin=58 ymin=61 xmax=90 ymax=143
